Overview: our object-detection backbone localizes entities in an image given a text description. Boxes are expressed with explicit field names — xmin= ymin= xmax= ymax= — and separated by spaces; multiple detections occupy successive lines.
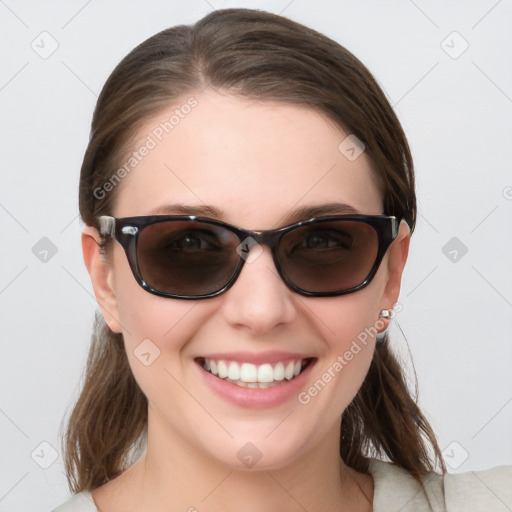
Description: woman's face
xmin=85 ymin=89 xmax=409 ymax=470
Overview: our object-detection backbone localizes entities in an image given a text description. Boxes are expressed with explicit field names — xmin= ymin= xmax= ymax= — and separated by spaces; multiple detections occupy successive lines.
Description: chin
xmin=202 ymin=431 xmax=312 ymax=473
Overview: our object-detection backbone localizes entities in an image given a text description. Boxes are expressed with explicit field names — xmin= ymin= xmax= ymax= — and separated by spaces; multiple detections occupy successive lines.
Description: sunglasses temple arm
xmin=98 ymin=216 xmax=116 ymax=237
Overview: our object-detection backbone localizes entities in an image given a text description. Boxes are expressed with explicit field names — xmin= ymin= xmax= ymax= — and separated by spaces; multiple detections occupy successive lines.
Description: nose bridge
xmin=239 ymin=226 xmax=283 ymax=256
xmin=234 ymin=227 xmax=284 ymax=280
xmin=221 ymin=228 xmax=296 ymax=334
xmin=233 ymin=227 xmax=279 ymax=281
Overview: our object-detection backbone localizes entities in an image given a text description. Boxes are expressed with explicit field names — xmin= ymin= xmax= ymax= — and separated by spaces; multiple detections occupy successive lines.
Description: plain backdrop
xmin=1 ymin=1 xmax=511 ymax=510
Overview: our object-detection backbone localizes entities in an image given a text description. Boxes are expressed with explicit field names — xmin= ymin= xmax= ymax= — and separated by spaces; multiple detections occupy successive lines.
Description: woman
xmin=53 ymin=8 xmax=511 ymax=512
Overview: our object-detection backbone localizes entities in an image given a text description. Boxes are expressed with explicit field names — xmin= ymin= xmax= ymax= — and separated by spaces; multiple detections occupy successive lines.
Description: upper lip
xmin=195 ymin=351 xmax=314 ymax=365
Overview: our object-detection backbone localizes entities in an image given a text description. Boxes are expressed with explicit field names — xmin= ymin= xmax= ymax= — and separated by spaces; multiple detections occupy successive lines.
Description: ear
xmin=378 ymin=220 xmax=411 ymax=327
xmin=82 ymin=226 xmax=123 ymax=333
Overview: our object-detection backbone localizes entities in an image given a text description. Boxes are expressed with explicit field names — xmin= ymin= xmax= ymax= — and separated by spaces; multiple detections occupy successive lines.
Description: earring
xmin=376 ymin=309 xmax=393 ymax=344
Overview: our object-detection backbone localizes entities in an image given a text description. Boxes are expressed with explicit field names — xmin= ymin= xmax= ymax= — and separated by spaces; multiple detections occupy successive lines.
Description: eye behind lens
xmin=278 ymin=221 xmax=379 ymax=294
xmin=137 ymin=220 xmax=242 ymax=297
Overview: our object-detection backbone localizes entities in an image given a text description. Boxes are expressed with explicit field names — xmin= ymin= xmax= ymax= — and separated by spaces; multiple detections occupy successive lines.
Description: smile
xmin=197 ymin=357 xmax=313 ymax=389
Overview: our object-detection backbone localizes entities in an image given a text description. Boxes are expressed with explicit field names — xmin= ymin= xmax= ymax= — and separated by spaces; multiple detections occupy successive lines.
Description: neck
xmin=94 ymin=408 xmax=373 ymax=512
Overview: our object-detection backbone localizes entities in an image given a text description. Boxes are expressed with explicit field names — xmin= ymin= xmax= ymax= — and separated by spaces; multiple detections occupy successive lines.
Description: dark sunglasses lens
xmin=137 ymin=221 xmax=240 ymax=296
xmin=279 ymin=220 xmax=379 ymax=293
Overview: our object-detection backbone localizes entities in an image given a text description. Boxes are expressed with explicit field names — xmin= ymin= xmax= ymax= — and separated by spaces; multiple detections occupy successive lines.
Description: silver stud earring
xmin=376 ymin=309 xmax=393 ymax=344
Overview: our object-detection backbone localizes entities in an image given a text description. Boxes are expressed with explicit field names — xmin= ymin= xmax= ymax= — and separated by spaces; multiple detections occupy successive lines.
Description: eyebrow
xmin=147 ymin=202 xmax=361 ymax=225
xmin=279 ymin=203 xmax=361 ymax=225
xmin=148 ymin=204 xmax=225 ymax=217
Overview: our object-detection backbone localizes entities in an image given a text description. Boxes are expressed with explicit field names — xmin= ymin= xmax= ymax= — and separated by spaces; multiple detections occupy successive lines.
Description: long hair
xmin=65 ymin=7 xmax=445 ymax=493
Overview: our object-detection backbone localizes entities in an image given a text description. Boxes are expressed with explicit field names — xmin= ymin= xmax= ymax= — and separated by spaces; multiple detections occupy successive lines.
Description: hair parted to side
xmin=66 ymin=7 xmax=445 ymax=493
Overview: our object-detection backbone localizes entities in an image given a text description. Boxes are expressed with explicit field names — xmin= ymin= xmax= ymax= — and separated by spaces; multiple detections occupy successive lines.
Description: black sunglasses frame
xmin=98 ymin=214 xmax=401 ymax=300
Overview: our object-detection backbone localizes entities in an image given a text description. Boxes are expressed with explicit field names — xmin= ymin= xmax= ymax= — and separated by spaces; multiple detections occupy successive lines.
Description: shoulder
xmin=368 ymin=458 xmax=512 ymax=512
xmin=444 ymin=464 xmax=512 ymax=511
xmin=50 ymin=491 xmax=99 ymax=512
xmin=369 ymin=458 xmax=445 ymax=511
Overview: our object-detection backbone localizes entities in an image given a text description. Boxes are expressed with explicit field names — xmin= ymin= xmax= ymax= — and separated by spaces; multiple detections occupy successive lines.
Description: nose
xmin=219 ymin=246 xmax=297 ymax=335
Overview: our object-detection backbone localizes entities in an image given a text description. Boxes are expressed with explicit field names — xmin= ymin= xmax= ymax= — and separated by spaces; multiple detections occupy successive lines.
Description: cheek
xmin=110 ymin=249 xmax=207 ymax=376
xmin=110 ymin=273 xmax=223 ymax=449
xmin=298 ymin=289 xmax=382 ymax=412
xmin=307 ymin=285 xmax=382 ymax=350
xmin=114 ymin=287 xmax=216 ymax=420
xmin=110 ymin=245 xmax=200 ymax=346
xmin=312 ymin=261 xmax=390 ymax=359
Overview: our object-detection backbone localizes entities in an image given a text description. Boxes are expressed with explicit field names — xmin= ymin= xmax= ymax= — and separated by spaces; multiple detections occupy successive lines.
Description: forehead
xmin=112 ymin=89 xmax=382 ymax=228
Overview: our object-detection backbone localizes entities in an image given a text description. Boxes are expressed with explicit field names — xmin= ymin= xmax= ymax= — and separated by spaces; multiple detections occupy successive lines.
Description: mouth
xmin=195 ymin=357 xmax=315 ymax=389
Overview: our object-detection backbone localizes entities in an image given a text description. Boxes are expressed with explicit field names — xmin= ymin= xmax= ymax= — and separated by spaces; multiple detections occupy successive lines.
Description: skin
xmin=82 ymin=88 xmax=410 ymax=512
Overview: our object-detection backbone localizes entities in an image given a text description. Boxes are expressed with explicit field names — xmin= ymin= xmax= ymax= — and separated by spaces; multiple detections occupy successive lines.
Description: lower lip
xmin=197 ymin=361 xmax=316 ymax=409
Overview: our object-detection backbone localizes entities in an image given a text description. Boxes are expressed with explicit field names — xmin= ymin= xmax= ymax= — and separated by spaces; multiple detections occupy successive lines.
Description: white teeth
xmin=284 ymin=361 xmax=294 ymax=380
xmin=240 ymin=363 xmax=258 ymax=383
xmin=257 ymin=363 xmax=274 ymax=383
xmin=202 ymin=358 xmax=309 ymax=385
xmin=227 ymin=361 xmax=240 ymax=381
xmin=226 ymin=379 xmax=280 ymax=389
xmin=273 ymin=362 xmax=285 ymax=381
xmin=217 ymin=360 xmax=228 ymax=379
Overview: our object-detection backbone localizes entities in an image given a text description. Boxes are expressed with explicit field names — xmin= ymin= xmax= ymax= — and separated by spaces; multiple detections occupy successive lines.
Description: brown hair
xmin=65 ymin=7 xmax=445 ymax=493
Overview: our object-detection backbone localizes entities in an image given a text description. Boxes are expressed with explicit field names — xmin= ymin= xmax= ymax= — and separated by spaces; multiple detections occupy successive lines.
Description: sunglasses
xmin=98 ymin=214 xmax=401 ymax=299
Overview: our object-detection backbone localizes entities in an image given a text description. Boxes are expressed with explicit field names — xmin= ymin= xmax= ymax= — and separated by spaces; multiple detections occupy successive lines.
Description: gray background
xmin=1 ymin=0 xmax=511 ymax=510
